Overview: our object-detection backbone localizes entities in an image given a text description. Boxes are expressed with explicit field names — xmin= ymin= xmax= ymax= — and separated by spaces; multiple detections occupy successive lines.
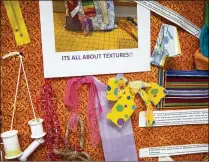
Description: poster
xmin=39 ymin=0 xmax=150 ymax=78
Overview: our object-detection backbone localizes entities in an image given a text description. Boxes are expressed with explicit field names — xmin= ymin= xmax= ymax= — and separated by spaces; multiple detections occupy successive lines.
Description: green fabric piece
xmin=200 ymin=24 xmax=209 ymax=58
xmin=205 ymin=1 xmax=209 ymax=29
xmin=82 ymin=0 xmax=94 ymax=6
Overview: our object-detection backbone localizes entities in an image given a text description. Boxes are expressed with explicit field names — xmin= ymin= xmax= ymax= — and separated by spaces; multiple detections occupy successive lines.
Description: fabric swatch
xmin=200 ymin=24 xmax=209 ymax=58
xmin=66 ymin=0 xmax=79 ymax=20
xmin=98 ymin=1 xmax=109 ymax=24
xmin=158 ymin=70 xmax=209 ymax=109
xmin=82 ymin=0 xmax=96 ymax=17
xmin=151 ymin=24 xmax=181 ymax=67
xmin=106 ymin=76 xmax=167 ymax=127
xmin=195 ymin=48 xmax=209 ymax=70
xmin=94 ymin=77 xmax=138 ymax=161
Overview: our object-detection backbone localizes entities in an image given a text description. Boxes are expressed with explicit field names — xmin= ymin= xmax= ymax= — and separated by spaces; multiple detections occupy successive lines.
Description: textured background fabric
xmin=0 ymin=1 xmax=208 ymax=161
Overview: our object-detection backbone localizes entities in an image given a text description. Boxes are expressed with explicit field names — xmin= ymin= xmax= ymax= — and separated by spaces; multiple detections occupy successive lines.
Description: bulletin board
xmin=0 ymin=0 xmax=208 ymax=161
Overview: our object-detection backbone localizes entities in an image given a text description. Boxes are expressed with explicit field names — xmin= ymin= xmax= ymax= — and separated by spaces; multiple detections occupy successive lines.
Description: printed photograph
xmin=52 ymin=0 xmax=138 ymax=52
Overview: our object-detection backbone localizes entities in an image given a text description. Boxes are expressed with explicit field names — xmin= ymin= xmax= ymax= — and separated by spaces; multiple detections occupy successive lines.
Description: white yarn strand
xmin=20 ymin=56 xmax=37 ymax=121
xmin=10 ymin=60 xmax=22 ymax=130
xmin=10 ymin=54 xmax=37 ymax=130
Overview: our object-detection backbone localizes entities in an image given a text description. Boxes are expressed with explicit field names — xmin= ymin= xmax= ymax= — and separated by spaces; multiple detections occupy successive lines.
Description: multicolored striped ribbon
xmin=158 ymin=70 xmax=209 ymax=108
xmin=82 ymin=0 xmax=96 ymax=17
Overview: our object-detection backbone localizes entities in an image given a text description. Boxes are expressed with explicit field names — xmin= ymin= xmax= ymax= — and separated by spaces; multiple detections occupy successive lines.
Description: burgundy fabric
xmin=67 ymin=0 xmax=79 ymax=20
xmin=166 ymin=76 xmax=209 ymax=82
xmin=165 ymin=98 xmax=209 ymax=103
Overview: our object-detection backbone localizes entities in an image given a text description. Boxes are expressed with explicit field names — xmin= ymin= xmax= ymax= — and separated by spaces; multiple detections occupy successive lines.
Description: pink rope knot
xmin=78 ymin=14 xmax=90 ymax=36
xmin=64 ymin=76 xmax=102 ymax=146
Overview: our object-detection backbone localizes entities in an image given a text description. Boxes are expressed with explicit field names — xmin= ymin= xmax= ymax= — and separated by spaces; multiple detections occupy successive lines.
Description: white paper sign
xmin=135 ymin=0 xmax=201 ymax=38
xmin=139 ymin=144 xmax=208 ymax=157
xmin=39 ymin=1 xmax=151 ymax=78
xmin=158 ymin=156 xmax=174 ymax=161
xmin=139 ymin=109 xmax=208 ymax=127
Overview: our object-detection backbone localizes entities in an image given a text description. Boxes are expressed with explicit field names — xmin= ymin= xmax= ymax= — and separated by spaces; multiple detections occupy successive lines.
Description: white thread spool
xmin=1 ymin=130 xmax=22 ymax=159
xmin=28 ymin=118 xmax=46 ymax=139
xmin=18 ymin=138 xmax=44 ymax=161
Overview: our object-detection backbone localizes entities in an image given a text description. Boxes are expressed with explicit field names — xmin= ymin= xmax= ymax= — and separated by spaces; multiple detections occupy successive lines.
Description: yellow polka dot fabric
xmin=106 ymin=77 xmax=167 ymax=127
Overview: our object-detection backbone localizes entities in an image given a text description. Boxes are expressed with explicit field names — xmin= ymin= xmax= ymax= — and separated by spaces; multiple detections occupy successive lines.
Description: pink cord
xmin=67 ymin=113 xmax=79 ymax=132
xmin=78 ymin=15 xmax=90 ymax=36
xmin=64 ymin=76 xmax=102 ymax=146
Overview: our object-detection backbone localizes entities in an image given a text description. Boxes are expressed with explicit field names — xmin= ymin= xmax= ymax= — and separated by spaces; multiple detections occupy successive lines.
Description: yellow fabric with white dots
xmin=106 ymin=77 xmax=167 ymax=128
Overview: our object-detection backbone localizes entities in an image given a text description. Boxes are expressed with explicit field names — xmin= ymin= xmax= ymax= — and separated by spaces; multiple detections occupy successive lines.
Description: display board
xmin=0 ymin=0 xmax=208 ymax=161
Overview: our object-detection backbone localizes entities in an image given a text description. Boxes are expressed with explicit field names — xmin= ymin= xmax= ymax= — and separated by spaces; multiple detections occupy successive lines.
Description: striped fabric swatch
xmin=82 ymin=0 xmax=96 ymax=17
xmin=158 ymin=70 xmax=209 ymax=108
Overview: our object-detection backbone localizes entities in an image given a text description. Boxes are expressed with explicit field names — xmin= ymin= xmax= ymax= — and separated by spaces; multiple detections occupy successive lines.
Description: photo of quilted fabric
xmin=65 ymin=0 xmax=116 ymax=31
xmin=53 ymin=0 xmax=138 ymax=52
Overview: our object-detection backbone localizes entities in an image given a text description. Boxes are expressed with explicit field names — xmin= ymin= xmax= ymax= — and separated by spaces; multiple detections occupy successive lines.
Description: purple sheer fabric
xmin=94 ymin=77 xmax=138 ymax=161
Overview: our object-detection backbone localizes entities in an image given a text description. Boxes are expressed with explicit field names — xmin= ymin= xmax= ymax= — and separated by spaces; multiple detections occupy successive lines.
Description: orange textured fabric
xmin=0 ymin=1 xmax=208 ymax=161
xmin=195 ymin=48 xmax=209 ymax=70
